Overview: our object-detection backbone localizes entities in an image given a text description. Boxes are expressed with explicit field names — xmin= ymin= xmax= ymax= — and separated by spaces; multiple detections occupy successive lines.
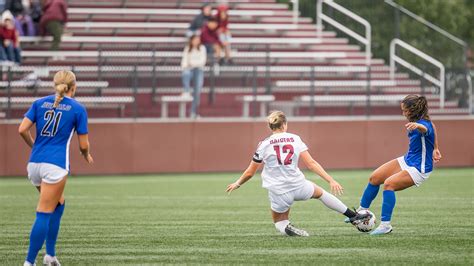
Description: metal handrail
xmin=384 ymin=0 xmax=467 ymax=48
xmin=316 ymin=0 xmax=371 ymax=66
xmin=390 ymin=39 xmax=445 ymax=108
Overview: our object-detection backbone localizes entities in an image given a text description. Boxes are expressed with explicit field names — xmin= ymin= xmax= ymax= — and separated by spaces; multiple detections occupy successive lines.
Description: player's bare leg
xmin=272 ymin=209 xmax=308 ymax=237
xmin=371 ymin=170 xmax=414 ymax=236
xmin=369 ymin=159 xmax=402 ymax=186
xmin=358 ymin=159 xmax=402 ymax=214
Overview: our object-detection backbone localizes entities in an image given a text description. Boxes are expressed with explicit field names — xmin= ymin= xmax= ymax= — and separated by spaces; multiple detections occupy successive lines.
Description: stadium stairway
xmin=2 ymin=0 xmax=468 ymax=118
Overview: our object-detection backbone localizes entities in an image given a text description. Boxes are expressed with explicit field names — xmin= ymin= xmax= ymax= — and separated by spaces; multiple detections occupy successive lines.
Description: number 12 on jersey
xmin=273 ymin=144 xmax=294 ymax=165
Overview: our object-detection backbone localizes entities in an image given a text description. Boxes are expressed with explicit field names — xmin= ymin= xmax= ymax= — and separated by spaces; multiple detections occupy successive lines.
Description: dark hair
xmin=207 ymin=17 xmax=217 ymax=23
xmin=187 ymin=35 xmax=201 ymax=52
xmin=401 ymin=94 xmax=430 ymax=122
xmin=201 ymin=3 xmax=211 ymax=11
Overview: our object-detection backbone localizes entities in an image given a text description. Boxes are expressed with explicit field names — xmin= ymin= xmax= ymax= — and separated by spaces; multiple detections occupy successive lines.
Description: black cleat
xmin=349 ymin=210 xmax=372 ymax=225
xmin=284 ymin=223 xmax=309 ymax=237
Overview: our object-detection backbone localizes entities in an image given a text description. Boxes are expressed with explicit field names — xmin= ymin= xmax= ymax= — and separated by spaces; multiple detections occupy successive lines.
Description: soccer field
xmin=1 ymin=168 xmax=473 ymax=265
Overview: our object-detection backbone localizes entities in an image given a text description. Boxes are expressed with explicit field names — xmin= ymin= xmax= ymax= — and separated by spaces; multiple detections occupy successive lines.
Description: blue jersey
xmin=403 ymin=119 xmax=435 ymax=173
xmin=25 ymin=95 xmax=88 ymax=171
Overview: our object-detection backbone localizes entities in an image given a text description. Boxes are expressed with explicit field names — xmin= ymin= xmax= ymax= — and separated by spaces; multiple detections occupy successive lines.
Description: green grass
xmin=0 ymin=168 xmax=473 ymax=265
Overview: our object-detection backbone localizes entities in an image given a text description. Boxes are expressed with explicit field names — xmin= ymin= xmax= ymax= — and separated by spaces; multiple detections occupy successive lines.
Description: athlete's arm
xmin=300 ymin=150 xmax=344 ymax=196
xmin=78 ymin=134 xmax=94 ymax=164
xmin=405 ymin=122 xmax=427 ymax=133
xmin=18 ymin=117 xmax=34 ymax=148
xmin=432 ymin=122 xmax=442 ymax=163
xmin=226 ymin=161 xmax=260 ymax=194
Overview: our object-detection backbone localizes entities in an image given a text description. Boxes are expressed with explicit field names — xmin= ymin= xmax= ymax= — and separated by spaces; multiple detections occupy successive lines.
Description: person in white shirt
xmin=226 ymin=111 xmax=370 ymax=236
xmin=181 ymin=35 xmax=207 ymax=117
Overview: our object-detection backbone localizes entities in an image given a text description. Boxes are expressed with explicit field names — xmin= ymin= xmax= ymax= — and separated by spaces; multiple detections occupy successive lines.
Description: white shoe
xmin=370 ymin=223 xmax=393 ymax=236
xmin=23 ymin=261 xmax=36 ymax=266
xmin=43 ymin=254 xmax=61 ymax=266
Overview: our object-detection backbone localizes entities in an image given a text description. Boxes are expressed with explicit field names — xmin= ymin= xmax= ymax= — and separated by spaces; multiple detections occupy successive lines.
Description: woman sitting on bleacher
xmin=181 ymin=35 xmax=207 ymax=118
xmin=0 ymin=16 xmax=21 ymax=64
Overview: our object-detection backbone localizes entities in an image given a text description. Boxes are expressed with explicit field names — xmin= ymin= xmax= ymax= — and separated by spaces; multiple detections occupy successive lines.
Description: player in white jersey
xmin=226 ymin=111 xmax=370 ymax=236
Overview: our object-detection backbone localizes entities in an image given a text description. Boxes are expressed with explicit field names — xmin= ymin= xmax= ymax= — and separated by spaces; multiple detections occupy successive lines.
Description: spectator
xmin=200 ymin=18 xmax=222 ymax=64
xmin=1 ymin=17 xmax=21 ymax=64
xmin=216 ymin=5 xmax=232 ymax=65
xmin=5 ymin=0 xmax=36 ymax=36
xmin=181 ymin=35 xmax=206 ymax=118
xmin=187 ymin=3 xmax=212 ymax=37
xmin=29 ymin=0 xmax=42 ymax=27
xmin=39 ymin=0 xmax=67 ymax=51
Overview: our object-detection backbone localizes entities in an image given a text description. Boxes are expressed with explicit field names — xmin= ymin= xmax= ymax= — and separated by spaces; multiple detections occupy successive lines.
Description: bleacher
xmin=1 ymin=0 xmax=469 ymax=118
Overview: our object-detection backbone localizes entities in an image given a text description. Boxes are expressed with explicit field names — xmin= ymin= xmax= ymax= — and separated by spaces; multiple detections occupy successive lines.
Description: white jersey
xmin=253 ymin=132 xmax=308 ymax=194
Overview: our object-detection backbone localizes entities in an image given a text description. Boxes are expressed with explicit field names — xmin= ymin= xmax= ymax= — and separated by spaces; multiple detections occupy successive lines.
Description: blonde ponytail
xmin=267 ymin=110 xmax=287 ymax=131
xmin=52 ymin=70 xmax=77 ymax=108
xmin=53 ymin=84 xmax=68 ymax=108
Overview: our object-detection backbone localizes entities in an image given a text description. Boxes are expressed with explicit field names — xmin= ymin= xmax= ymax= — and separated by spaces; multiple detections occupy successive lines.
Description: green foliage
xmin=0 ymin=169 xmax=473 ymax=264
xmin=278 ymin=0 xmax=472 ymax=68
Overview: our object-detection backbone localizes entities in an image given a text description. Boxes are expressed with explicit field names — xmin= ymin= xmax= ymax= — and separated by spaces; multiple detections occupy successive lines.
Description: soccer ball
xmin=355 ymin=210 xmax=376 ymax=232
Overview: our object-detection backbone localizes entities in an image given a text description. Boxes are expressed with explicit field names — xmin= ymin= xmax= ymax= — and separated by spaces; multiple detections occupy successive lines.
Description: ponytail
xmin=52 ymin=70 xmax=77 ymax=109
xmin=53 ymin=83 xmax=68 ymax=108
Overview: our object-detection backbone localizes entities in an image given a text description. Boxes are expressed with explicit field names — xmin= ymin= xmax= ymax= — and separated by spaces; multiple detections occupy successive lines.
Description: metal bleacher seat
xmin=0 ymin=96 xmax=134 ymax=117
xmin=10 ymin=0 xmax=465 ymax=118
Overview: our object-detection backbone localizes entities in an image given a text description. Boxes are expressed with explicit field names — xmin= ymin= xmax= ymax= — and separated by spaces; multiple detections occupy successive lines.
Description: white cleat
xmin=370 ymin=223 xmax=393 ymax=236
xmin=43 ymin=254 xmax=61 ymax=266
xmin=284 ymin=223 xmax=310 ymax=237
xmin=23 ymin=261 xmax=36 ymax=266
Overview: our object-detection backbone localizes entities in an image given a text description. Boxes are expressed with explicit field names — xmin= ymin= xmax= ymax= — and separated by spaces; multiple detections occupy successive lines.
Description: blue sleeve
xmin=24 ymin=101 xmax=37 ymax=122
xmin=76 ymin=107 xmax=89 ymax=135
xmin=418 ymin=120 xmax=433 ymax=136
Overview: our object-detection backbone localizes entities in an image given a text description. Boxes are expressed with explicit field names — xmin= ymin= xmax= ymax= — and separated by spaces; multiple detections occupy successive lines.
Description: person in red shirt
xmin=1 ymin=18 xmax=21 ymax=64
xmin=217 ymin=5 xmax=232 ymax=65
xmin=39 ymin=0 xmax=68 ymax=50
xmin=200 ymin=18 xmax=222 ymax=64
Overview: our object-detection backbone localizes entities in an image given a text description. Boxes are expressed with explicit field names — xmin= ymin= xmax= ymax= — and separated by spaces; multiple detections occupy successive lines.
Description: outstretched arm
xmin=405 ymin=122 xmax=427 ymax=133
xmin=18 ymin=118 xmax=34 ymax=148
xmin=300 ymin=151 xmax=343 ymax=195
xmin=226 ymin=161 xmax=260 ymax=194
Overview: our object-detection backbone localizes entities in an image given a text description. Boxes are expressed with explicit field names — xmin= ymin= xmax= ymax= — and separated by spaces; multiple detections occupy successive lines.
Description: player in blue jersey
xmin=352 ymin=94 xmax=441 ymax=235
xmin=18 ymin=70 xmax=93 ymax=266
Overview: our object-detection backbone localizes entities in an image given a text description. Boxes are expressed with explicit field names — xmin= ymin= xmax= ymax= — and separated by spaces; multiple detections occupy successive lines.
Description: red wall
xmin=2 ymin=118 xmax=473 ymax=176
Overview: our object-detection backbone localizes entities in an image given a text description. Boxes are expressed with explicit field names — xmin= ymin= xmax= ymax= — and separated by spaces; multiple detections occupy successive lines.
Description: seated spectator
xmin=217 ymin=5 xmax=232 ymax=65
xmin=39 ymin=0 xmax=67 ymax=51
xmin=181 ymin=35 xmax=206 ymax=118
xmin=187 ymin=3 xmax=212 ymax=37
xmin=0 ymin=17 xmax=21 ymax=64
xmin=200 ymin=18 xmax=222 ymax=64
xmin=5 ymin=0 xmax=35 ymax=36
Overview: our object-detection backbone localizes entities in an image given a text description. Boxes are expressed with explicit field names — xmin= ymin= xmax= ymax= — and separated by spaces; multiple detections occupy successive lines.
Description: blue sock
xmin=26 ymin=212 xmax=52 ymax=264
xmin=360 ymin=183 xmax=380 ymax=209
xmin=381 ymin=190 xmax=396 ymax=222
xmin=46 ymin=202 xmax=65 ymax=257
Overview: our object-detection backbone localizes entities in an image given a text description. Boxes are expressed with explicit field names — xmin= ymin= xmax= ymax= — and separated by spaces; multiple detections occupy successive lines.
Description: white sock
xmin=381 ymin=221 xmax=391 ymax=226
xmin=357 ymin=206 xmax=368 ymax=211
xmin=318 ymin=190 xmax=348 ymax=214
xmin=274 ymin=220 xmax=290 ymax=235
